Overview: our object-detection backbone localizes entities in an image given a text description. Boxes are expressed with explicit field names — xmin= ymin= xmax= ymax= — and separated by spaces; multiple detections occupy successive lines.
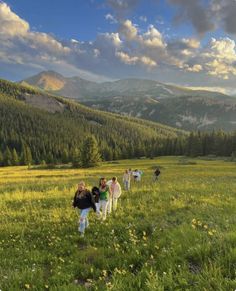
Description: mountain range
xmin=21 ymin=71 xmax=236 ymax=131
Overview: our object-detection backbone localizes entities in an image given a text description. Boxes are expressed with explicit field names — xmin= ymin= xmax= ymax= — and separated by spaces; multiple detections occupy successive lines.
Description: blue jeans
xmin=124 ymin=180 xmax=130 ymax=190
xmin=77 ymin=208 xmax=90 ymax=234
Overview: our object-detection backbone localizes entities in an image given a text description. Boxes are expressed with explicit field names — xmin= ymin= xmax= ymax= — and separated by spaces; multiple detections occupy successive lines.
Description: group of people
xmin=72 ymin=168 xmax=161 ymax=237
xmin=72 ymin=177 xmax=122 ymax=237
xmin=122 ymin=168 xmax=144 ymax=190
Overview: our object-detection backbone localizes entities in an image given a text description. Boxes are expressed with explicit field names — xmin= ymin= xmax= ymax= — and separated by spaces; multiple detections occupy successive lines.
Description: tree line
xmin=0 ymin=130 xmax=236 ymax=167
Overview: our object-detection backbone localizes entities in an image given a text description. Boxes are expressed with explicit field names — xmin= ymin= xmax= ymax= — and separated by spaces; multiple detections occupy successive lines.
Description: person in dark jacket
xmin=91 ymin=186 xmax=100 ymax=217
xmin=73 ymin=181 xmax=96 ymax=237
xmin=153 ymin=167 xmax=161 ymax=182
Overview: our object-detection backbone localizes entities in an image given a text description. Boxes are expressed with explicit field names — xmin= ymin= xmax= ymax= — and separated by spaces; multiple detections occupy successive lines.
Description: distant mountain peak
xmin=22 ymin=70 xmax=67 ymax=91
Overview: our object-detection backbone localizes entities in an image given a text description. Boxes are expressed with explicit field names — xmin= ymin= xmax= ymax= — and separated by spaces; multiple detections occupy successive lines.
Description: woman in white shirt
xmin=107 ymin=176 xmax=122 ymax=213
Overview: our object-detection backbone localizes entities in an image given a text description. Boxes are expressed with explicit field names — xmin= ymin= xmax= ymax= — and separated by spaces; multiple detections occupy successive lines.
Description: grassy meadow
xmin=0 ymin=157 xmax=236 ymax=291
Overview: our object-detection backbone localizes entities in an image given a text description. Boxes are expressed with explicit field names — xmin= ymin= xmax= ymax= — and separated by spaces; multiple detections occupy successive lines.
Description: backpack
xmin=91 ymin=186 xmax=100 ymax=203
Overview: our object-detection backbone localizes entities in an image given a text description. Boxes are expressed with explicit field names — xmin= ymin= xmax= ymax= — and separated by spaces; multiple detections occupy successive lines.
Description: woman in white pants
xmin=97 ymin=178 xmax=111 ymax=221
xmin=108 ymin=177 xmax=122 ymax=213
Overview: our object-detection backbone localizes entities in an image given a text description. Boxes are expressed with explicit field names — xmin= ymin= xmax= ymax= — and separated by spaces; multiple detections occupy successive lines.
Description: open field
xmin=0 ymin=157 xmax=236 ymax=290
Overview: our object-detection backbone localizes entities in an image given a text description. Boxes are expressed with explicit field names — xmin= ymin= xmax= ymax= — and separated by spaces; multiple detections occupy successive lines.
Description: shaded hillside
xmin=83 ymin=95 xmax=236 ymax=132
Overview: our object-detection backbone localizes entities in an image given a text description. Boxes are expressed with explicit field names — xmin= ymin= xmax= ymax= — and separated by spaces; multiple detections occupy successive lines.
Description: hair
xmin=78 ymin=181 xmax=85 ymax=187
xmin=99 ymin=177 xmax=106 ymax=187
xmin=112 ymin=176 xmax=117 ymax=182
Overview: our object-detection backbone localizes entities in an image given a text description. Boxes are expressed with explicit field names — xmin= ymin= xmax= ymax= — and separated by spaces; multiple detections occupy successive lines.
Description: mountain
xmin=21 ymin=71 xmax=228 ymax=100
xmin=83 ymin=95 xmax=236 ymax=132
xmin=21 ymin=71 xmax=236 ymax=131
xmin=0 ymin=78 xmax=185 ymax=164
xmin=21 ymin=70 xmax=97 ymax=99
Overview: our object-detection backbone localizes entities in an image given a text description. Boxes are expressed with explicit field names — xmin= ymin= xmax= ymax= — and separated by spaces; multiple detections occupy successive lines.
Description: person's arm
xmin=72 ymin=191 xmax=77 ymax=207
xmin=107 ymin=185 xmax=112 ymax=199
xmin=117 ymin=183 xmax=122 ymax=197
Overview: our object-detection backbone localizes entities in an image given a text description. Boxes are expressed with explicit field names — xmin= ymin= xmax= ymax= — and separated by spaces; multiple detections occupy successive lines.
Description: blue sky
xmin=1 ymin=0 xmax=236 ymax=93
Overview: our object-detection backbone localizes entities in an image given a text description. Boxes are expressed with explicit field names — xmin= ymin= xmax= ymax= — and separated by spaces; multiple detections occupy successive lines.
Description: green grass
xmin=0 ymin=157 xmax=236 ymax=290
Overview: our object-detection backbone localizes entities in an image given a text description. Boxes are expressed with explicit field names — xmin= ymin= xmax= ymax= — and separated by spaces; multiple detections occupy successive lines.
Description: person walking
xmin=108 ymin=176 xmax=122 ymax=213
xmin=153 ymin=167 xmax=161 ymax=182
xmin=72 ymin=181 xmax=96 ymax=237
xmin=123 ymin=169 xmax=131 ymax=190
xmin=97 ymin=178 xmax=111 ymax=221
xmin=133 ymin=169 xmax=141 ymax=182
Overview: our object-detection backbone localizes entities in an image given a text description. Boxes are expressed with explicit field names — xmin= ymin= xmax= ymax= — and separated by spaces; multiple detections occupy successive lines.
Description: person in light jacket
xmin=108 ymin=176 xmax=122 ymax=213
xmin=123 ymin=169 xmax=131 ymax=190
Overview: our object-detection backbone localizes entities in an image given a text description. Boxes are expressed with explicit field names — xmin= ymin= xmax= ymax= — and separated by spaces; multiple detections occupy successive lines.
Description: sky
xmin=1 ymin=0 xmax=236 ymax=94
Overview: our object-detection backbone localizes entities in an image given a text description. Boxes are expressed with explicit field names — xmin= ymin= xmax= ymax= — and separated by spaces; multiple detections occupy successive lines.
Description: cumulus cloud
xmin=0 ymin=2 xmax=29 ymax=37
xmin=119 ymin=19 xmax=138 ymax=40
xmin=115 ymin=51 xmax=138 ymax=64
xmin=186 ymin=64 xmax=203 ymax=72
xmin=201 ymin=37 xmax=236 ymax=79
xmin=116 ymin=51 xmax=157 ymax=67
xmin=140 ymin=25 xmax=166 ymax=48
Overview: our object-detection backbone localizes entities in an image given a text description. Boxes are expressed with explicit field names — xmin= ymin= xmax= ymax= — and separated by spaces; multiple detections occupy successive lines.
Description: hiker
xmin=123 ymin=169 xmax=131 ymax=190
xmin=72 ymin=181 xmax=96 ymax=237
xmin=133 ymin=169 xmax=141 ymax=182
xmin=108 ymin=177 xmax=122 ymax=213
xmin=153 ymin=167 xmax=161 ymax=182
xmin=96 ymin=178 xmax=111 ymax=221
xmin=128 ymin=168 xmax=132 ymax=178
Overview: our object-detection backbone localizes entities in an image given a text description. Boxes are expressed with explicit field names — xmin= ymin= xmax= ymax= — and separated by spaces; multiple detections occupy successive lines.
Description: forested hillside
xmin=0 ymin=79 xmax=185 ymax=166
xmin=1 ymin=79 xmax=236 ymax=167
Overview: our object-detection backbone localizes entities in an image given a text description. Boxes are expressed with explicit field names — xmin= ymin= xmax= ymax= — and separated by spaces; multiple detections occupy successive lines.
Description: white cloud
xmin=71 ymin=39 xmax=79 ymax=44
xmin=116 ymin=51 xmax=157 ymax=67
xmin=201 ymin=37 xmax=236 ymax=79
xmin=139 ymin=15 xmax=147 ymax=22
xmin=140 ymin=25 xmax=166 ymax=48
xmin=105 ymin=13 xmax=117 ymax=23
xmin=93 ymin=48 xmax=100 ymax=58
xmin=139 ymin=55 xmax=157 ymax=67
xmin=119 ymin=19 xmax=138 ymax=40
xmin=116 ymin=51 xmax=138 ymax=64
xmin=186 ymin=64 xmax=203 ymax=72
xmin=0 ymin=2 xmax=29 ymax=37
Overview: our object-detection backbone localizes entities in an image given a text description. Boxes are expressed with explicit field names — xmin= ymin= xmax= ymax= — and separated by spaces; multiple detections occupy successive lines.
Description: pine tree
xmin=81 ymin=136 xmax=101 ymax=167
xmin=0 ymin=150 xmax=3 ymax=166
xmin=72 ymin=147 xmax=81 ymax=168
xmin=4 ymin=147 xmax=12 ymax=166
xmin=12 ymin=148 xmax=19 ymax=165
xmin=61 ymin=148 xmax=69 ymax=164
xmin=21 ymin=144 xmax=32 ymax=166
